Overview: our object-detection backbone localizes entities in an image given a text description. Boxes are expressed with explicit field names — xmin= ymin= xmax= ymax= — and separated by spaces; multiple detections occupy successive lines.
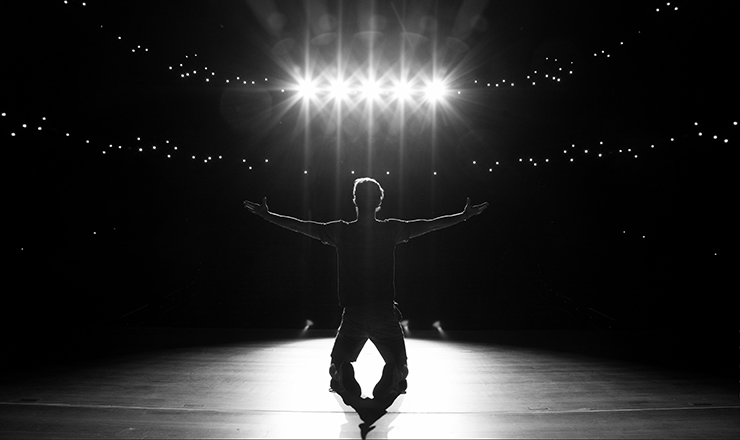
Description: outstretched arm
xmin=407 ymin=198 xmax=489 ymax=239
xmin=244 ymin=197 xmax=325 ymax=241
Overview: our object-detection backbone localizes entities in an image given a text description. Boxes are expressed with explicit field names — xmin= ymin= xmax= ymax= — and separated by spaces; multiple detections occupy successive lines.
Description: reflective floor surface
xmin=1 ymin=329 xmax=737 ymax=438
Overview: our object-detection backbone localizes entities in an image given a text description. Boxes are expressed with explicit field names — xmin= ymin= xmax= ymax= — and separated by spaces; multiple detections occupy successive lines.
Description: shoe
xmin=397 ymin=379 xmax=407 ymax=394
xmin=330 ymin=362 xmax=364 ymax=407
xmin=329 ymin=363 xmax=345 ymax=393
xmin=339 ymin=362 xmax=361 ymax=396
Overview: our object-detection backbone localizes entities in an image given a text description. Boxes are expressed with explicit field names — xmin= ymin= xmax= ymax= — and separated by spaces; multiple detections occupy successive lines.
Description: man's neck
xmin=356 ymin=212 xmax=377 ymax=224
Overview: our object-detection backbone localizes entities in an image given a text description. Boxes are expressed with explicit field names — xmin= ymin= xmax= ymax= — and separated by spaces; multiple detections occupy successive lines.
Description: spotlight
xmin=432 ymin=320 xmax=448 ymax=339
xmin=329 ymin=79 xmax=350 ymax=101
xmin=299 ymin=319 xmax=314 ymax=338
xmin=296 ymin=79 xmax=317 ymax=100
xmin=423 ymin=79 xmax=447 ymax=102
xmin=360 ymin=80 xmax=382 ymax=102
xmin=391 ymin=81 xmax=413 ymax=102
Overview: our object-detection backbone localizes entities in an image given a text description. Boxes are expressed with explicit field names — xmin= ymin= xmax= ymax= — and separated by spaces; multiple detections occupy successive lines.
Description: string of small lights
xmin=4 ymin=110 xmax=733 ymax=172
xmin=13 ymin=1 xmax=705 ymax=168
xmin=9 ymin=0 xmax=728 ymax=261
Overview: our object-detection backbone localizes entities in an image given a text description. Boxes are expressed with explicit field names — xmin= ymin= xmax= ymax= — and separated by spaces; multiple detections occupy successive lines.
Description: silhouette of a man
xmin=244 ymin=177 xmax=488 ymax=413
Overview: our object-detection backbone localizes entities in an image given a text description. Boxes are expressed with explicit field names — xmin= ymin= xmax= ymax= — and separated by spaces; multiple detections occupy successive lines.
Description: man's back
xmin=319 ymin=219 xmax=410 ymax=309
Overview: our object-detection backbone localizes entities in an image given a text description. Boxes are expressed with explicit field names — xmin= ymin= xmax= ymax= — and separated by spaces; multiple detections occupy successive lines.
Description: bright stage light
xmin=329 ymin=79 xmax=351 ymax=101
xmin=391 ymin=81 xmax=413 ymax=102
xmin=296 ymin=78 xmax=317 ymax=100
xmin=360 ymin=79 xmax=382 ymax=102
xmin=423 ymin=79 xmax=447 ymax=103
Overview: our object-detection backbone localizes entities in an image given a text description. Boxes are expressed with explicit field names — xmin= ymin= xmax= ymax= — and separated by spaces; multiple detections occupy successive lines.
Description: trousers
xmin=330 ymin=303 xmax=408 ymax=399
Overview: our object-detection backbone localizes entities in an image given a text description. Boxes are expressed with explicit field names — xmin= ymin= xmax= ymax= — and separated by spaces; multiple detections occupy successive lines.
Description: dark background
xmin=5 ymin=1 xmax=734 ymax=372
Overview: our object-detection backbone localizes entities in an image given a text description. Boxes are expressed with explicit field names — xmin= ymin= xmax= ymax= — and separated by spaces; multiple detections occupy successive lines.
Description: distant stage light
xmin=432 ymin=320 xmax=448 ymax=339
xmin=299 ymin=319 xmax=315 ymax=338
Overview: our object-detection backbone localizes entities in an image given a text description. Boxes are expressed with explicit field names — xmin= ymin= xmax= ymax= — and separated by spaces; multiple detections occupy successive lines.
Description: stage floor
xmin=1 ymin=328 xmax=737 ymax=438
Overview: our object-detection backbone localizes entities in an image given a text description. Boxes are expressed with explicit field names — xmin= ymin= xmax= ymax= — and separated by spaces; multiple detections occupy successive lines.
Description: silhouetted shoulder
xmin=316 ymin=219 xmax=351 ymax=246
xmin=381 ymin=218 xmax=411 ymax=244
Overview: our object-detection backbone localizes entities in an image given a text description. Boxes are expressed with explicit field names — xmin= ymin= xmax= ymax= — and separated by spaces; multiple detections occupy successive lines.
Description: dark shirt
xmin=317 ymin=219 xmax=410 ymax=309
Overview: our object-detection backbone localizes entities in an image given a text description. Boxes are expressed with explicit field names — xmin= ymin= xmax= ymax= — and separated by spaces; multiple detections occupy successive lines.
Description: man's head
xmin=352 ymin=177 xmax=384 ymax=214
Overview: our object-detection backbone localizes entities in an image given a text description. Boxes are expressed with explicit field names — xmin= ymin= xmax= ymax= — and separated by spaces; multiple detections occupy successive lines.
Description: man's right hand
xmin=463 ymin=197 xmax=489 ymax=220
